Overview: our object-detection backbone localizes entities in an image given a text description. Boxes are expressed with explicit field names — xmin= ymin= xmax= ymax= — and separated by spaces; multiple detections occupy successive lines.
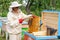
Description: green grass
xmin=0 ymin=35 xmax=6 ymax=40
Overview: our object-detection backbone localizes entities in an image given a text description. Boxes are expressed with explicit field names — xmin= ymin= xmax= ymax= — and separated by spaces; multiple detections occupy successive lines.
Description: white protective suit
xmin=7 ymin=8 xmax=32 ymax=40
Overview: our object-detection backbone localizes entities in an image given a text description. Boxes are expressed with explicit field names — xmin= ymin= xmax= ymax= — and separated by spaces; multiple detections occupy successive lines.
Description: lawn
xmin=0 ymin=36 xmax=6 ymax=40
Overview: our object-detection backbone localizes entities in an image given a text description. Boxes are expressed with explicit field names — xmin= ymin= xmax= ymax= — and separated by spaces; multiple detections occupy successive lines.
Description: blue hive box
xmin=0 ymin=21 xmax=2 ymax=27
xmin=24 ymin=10 xmax=60 ymax=40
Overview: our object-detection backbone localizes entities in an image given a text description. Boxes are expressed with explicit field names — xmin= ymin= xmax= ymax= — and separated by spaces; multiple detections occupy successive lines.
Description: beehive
xmin=41 ymin=11 xmax=58 ymax=36
xmin=28 ymin=15 xmax=40 ymax=33
xmin=24 ymin=10 xmax=60 ymax=40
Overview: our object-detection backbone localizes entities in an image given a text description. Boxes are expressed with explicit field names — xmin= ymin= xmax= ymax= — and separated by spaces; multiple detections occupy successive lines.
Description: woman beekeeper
xmin=6 ymin=1 xmax=32 ymax=40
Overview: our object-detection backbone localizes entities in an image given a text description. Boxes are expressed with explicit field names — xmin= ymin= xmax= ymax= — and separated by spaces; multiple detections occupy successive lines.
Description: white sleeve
xmin=22 ymin=13 xmax=32 ymax=19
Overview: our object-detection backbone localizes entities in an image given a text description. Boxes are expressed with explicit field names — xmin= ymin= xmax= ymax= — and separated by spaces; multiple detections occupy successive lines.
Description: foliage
xmin=0 ymin=0 xmax=60 ymax=17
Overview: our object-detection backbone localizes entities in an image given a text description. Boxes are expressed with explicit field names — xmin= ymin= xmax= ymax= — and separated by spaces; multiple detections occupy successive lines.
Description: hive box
xmin=41 ymin=10 xmax=59 ymax=36
xmin=24 ymin=10 xmax=60 ymax=40
xmin=41 ymin=10 xmax=60 ymax=36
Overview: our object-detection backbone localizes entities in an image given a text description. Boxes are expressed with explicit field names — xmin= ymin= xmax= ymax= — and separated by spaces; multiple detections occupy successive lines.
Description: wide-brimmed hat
xmin=10 ymin=1 xmax=22 ymax=8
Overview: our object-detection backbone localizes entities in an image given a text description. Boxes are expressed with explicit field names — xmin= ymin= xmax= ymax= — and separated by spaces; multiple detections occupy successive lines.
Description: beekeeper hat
xmin=10 ymin=1 xmax=22 ymax=8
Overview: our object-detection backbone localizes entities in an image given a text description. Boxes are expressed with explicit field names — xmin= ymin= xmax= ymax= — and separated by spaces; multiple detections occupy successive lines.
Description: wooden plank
xmin=44 ymin=20 xmax=58 ymax=25
xmin=43 ymin=12 xmax=58 ymax=17
xmin=43 ymin=16 xmax=58 ymax=21
xmin=46 ymin=24 xmax=58 ymax=29
xmin=32 ymin=31 xmax=47 ymax=36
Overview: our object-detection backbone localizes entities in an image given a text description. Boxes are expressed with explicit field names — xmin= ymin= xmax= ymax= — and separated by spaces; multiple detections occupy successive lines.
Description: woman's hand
xmin=32 ymin=15 xmax=36 ymax=18
xmin=29 ymin=14 xmax=35 ymax=18
xmin=30 ymin=15 xmax=36 ymax=18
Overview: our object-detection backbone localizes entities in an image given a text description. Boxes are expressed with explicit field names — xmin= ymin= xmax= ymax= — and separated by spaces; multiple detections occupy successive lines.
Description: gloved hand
xmin=32 ymin=15 xmax=36 ymax=18
xmin=19 ymin=18 xmax=24 ymax=23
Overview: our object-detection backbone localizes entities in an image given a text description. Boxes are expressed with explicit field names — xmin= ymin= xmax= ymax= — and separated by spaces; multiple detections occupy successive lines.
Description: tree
xmin=25 ymin=0 xmax=41 ymax=16
xmin=0 ymin=0 xmax=60 ymax=17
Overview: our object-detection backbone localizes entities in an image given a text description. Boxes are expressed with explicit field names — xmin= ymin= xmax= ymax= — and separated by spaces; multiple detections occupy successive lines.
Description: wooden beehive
xmin=24 ymin=11 xmax=60 ymax=40
xmin=41 ymin=12 xmax=58 ymax=36
xmin=28 ymin=15 xmax=40 ymax=33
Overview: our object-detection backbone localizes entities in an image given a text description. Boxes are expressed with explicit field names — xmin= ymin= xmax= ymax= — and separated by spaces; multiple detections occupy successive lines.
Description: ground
xmin=0 ymin=36 xmax=6 ymax=40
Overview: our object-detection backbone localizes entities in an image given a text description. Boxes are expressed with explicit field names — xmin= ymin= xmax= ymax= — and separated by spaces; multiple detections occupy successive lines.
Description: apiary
xmin=24 ymin=10 xmax=60 ymax=40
